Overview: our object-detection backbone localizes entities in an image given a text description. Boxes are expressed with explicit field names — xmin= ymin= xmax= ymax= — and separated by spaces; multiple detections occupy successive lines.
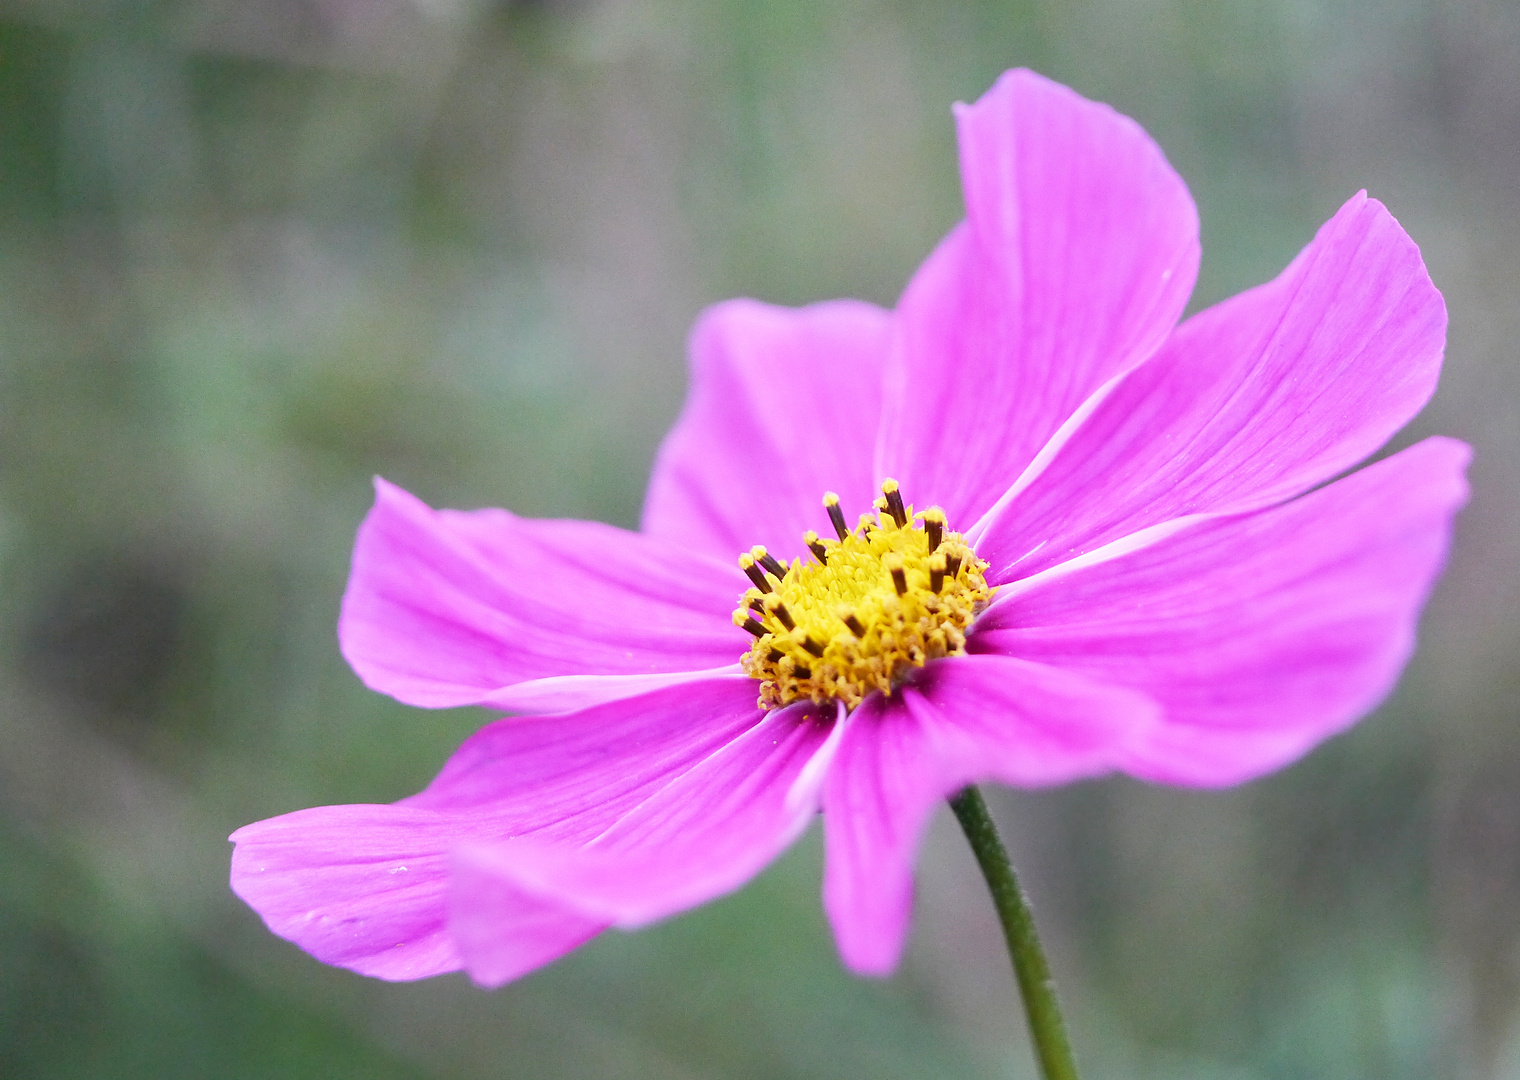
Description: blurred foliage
xmin=0 ymin=0 xmax=1517 ymax=1077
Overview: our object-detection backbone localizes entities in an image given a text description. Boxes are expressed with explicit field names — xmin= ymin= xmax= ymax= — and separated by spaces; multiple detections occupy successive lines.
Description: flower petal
xmin=450 ymin=701 xmax=842 ymax=987
xmin=974 ymin=192 xmax=1448 ymax=581
xmin=445 ymin=862 xmax=608 ymax=988
xmin=339 ymin=478 xmax=746 ymax=710
xmin=229 ymin=678 xmax=763 ymax=980
xmin=642 ymin=298 xmax=892 ymax=561
xmin=485 ymin=667 xmax=748 ymax=715
xmin=878 ymin=69 xmax=1199 ymax=526
xmin=229 ymin=804 xmax=466 ymax=980
xmin=822 ymin=656 xmax=1158 ymax=975
xmin=972 ymin=437 xmax=1471 ymax=785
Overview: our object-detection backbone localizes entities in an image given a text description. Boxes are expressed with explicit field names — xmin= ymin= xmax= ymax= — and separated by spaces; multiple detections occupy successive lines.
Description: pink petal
xmin=974 ymin=192 xmax=1448 ymax=581
xmin=445 ymin=861 xmax=607 ymax=988
xmin=229 ymin=678 xmax=763 ymax=980
xmin=878 ymin=69 xmax=1199 ymax=527
xmin=972 ymin=437 xmax=1471 ymax=785
xmin=642 ymin=298 xmax=892 ymax=561
xmin=822 ymin=656 xmax=1158 ymax=975
xmin=485 ymin=668 xmax=749 ymax=715
xmin=229 ymin=803 xmax=466 ymax=980
xmin=339 ymin=478 xmax=746 ymax=710
xmin=450 ymin=701 xmax=842 ymax=987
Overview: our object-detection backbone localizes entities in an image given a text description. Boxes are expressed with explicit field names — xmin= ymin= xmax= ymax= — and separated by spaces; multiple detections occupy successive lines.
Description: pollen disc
xmin=732 ymin=481 xmax=993 ymax=710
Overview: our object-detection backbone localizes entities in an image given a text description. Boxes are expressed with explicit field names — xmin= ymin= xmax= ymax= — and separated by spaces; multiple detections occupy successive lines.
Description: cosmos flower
xmin=230 ymin=69 xmax=1470 ymax=986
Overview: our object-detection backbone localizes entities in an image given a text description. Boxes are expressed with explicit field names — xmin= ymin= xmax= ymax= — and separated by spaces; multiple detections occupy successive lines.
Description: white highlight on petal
xmin=489 ymin=666 xmax=747 ymax=715
xmin=786 ymin=700 xmax=850 ymax=813
xmin=980 ymin=514 xmax=1211 ymax=616
xmin=966 ymin=364 xmax=1134 ymax=547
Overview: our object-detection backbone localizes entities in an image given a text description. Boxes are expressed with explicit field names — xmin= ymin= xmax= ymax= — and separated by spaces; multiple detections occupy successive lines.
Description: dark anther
xmin=740 ymin=616 xmax=766 ymax=638
xmin=804 ymin=531 xmax=829 ymax=565
xmin=890 ymin=565 xmax=908 ymax=596
xmin=794 ymin=665 xmax=812 ymax=680
xmin=882 ymin=479 xmax=908 ymax=528
xmin=801 ymin=635 xmax=825 ymax=657
xmin=824 ymin=492 xmax=849 ymax=540
xmin=929 ymin=556 xmax=946 ymax=594
xmin=749 ymin=595 xmax=766 ymax=612
xmin=923 ymin=510 xmax=944 ymax=553
xmin=945 ymin=553 xmax=962 ymax=579
xmin=840 ymin=610 xmax=867 ymax=638
xmin=765 ymin=598 xmax=796 ymax=631
xmin=767 ymin=647 xmax=786 ymax=664
xmin=757 ymin=550 xmax=788 ymax=580
xmin=739 ymin=553 xmax=772 ymax=593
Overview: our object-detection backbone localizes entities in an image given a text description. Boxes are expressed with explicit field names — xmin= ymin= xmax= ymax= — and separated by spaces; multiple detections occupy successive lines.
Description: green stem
xmin=949 ymin=785 xmax=1082 ymax=1080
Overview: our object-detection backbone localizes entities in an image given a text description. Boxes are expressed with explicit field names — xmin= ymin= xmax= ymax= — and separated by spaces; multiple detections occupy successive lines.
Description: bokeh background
xmin=1 ymin=1 xmax=1517 ymax=1077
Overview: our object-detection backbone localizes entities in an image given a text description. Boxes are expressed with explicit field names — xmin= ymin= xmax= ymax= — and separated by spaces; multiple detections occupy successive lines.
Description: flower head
xmin=230 ymin=70 xmax=1470 ymax=985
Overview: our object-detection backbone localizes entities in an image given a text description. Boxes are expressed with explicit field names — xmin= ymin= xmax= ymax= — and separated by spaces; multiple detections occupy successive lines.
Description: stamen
xmin=752 ymin=545 xmax=788 ymax=580
xmin=882 ymin=479 xmax=908 ymax=528
xmin=928 ymin=553 xmax=947 ymax=594
xmin=763 ymin=595 xmax=796 ymax=631
xmin=823 ymin=492 xmax=849 ymax=540
xmin=922 ymin=507 xmax=945 ymax=553
xmin=732 ymin=487 xmax=993 ymax=711
xmin=738 ymin=552 xmax=772 ymax=593
xmin=794 ymin=629 xmax=825 ymax=657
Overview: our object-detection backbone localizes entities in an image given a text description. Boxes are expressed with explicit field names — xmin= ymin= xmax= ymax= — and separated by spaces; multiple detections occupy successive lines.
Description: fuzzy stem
xmin=949 ymin=785 xmax=1082 ymax=1080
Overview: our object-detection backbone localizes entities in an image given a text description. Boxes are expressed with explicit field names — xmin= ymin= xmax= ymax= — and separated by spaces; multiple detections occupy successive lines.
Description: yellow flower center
xmin=732 ymin=480 xmax=993 ymax=711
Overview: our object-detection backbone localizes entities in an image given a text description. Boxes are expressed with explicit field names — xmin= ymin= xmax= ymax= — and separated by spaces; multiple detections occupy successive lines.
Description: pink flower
xmin=230 ymin=70 xmax=1470 ymax=986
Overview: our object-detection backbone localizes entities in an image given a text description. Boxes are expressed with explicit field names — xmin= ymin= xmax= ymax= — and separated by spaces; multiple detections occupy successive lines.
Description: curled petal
xmin=973 ymin=437 xmax=1471 ymax=785
xmin=339 ymin=479 xmax=745 ymax=710
xmin=230 ymin=678 xmax=763 ymax=980
xmin=229 ymin=803 xmax=466 ymax=981
xmin=451 ymin=701 xmax=842 ymax=986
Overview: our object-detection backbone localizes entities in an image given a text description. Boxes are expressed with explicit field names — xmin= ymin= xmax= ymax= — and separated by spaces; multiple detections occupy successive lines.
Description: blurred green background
xmin=1 ymin=1 xmax=1517 ymax=1077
